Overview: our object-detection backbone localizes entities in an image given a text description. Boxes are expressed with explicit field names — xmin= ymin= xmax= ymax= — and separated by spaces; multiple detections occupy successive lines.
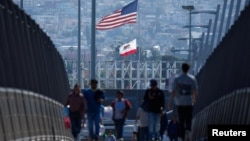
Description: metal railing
xmin=192 ymin=87 xmax=250 ymax=140
xmin=194 ymin=3 xmax=250 ymax=115
xmin=0 ymin=87 xmax=73 ymax=141
xmin=192 ymin=4 xmax=250 ymax=140
xmin=0 ymin=0 xmax=70 ymax=103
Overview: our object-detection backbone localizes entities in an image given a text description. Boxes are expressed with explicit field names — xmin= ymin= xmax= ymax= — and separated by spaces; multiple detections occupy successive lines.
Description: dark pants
xmin=139 ymin=126 xmax=148 ymax=141
xmin=114 ymin=118 xmax=125 ymax=139
xmin=169 ymin=134 xmax=178 ymax=141
xmin=177 ymin=105 xmax=193 ymax=139
xmin=159 ymin=114 xmax=168 ymax=139
xmin=69 ymin=112 xmax=82 ymax=138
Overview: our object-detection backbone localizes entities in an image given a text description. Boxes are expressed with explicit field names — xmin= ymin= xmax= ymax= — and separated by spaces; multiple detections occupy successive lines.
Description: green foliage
xmin=161 ymin=55 xmax=180 ymax=61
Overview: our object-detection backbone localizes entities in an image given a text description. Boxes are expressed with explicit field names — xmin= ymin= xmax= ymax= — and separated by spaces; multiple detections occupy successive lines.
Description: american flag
xmin=96 ymin=0 xmax=138 ymax=30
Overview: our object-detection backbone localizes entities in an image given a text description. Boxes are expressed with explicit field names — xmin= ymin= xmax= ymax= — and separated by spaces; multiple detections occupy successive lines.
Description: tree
xmin=150 ymin=48 xmax=161 ymax=61
xmin=161 ymin=55 xmax=179 ymax=61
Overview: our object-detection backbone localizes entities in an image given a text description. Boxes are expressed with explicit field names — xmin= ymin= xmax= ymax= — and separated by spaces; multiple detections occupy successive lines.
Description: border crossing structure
xmin=63 ymin=60 xmax=202 ymax=89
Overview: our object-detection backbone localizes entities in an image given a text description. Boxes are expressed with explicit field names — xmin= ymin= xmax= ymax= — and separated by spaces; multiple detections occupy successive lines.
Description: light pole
xmin=77 ymin=0 xmax=81 ymax=86
xmin=182 ymin=5 xmax=194 ymax=64
xmin=20 ymin=0 xmax=23 ymax=9
xmin=177 ymin=36 xmax=204 ymax=73
xmin=191 ymin=5 xmax=220 ymax=50
xmin=181 ymin=21 xmax=212 ymax=69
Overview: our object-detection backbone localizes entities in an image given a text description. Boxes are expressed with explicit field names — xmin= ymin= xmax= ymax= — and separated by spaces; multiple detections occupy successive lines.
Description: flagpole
xmin=137 ymin=0 xmax=140 ymax=61
xmin=91 ymin=0 xmax=96 ymax=79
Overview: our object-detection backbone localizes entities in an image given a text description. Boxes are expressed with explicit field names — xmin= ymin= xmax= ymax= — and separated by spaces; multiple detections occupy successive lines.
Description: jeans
xmin=114 ymin=118 xmax=125 ymax=139
xmin=139 ymin=126 xmax=148 ymax=141
xmin=87 ymin=112 xmax=101 ymax=139
xmin=177 ymin=105 xmax=193 ymax=139
xmin=148 ymin=112 xmax=161 ymax=140
xmin=69 ymin=112 xmax=82 ymax=138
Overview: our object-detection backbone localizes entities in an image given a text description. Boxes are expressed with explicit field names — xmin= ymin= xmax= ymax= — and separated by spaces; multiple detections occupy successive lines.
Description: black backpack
xmin=94 ymin=89 xmax=104 ymax=103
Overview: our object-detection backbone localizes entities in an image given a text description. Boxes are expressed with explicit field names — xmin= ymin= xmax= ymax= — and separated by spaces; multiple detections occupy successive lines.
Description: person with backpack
xmin=65 ymin=84 xmax=85 ymax=141
xmin=135 ymin=100 xmax=149 ymax=141
xmin=167 ymin=116 xmax=179 ymax=141
xmin=105 ymin=130 xmax=117 ymax=141
xmin=111 ymin=90 xmax=132 ymax=141
xmin=159 ymin=110 xmax=168 ymax=140
xmin=83 ymin=79 xmax=105 ymax=141
xmin=144 ymin=79 xmax=165 ymax=141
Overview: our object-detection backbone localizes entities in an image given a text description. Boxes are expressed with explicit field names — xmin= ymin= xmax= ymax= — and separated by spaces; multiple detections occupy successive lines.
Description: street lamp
xmin=181 ymin=24 xmax=210 ymax=65
xmin=183 ymin=25 xmax=210 ymax=29
xmin=177 ymin=36 xmax=204 ymax=70
xmin=182 ymin=5 xmax=194 ymax=64
xmin=191 ymin=5 xmax=220 ymax=50
xmin=20 ymin=0 xmax=23 ymax=9
xmin=191 ymin=10 xmax=217 ymax=14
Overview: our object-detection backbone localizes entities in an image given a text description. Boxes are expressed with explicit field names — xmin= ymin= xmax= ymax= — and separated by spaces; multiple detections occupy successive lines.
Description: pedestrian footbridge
xmin=1 ymin=0 xmax=250 ymax=141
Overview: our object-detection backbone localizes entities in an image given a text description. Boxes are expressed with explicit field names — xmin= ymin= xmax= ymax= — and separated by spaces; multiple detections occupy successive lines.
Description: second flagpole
xmin=91 ymin=0 xmax=96 ymax=79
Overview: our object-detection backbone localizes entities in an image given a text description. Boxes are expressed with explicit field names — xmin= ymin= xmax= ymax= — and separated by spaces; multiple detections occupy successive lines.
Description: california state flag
xmin=119 ymin=39 xmax=137 ymax=57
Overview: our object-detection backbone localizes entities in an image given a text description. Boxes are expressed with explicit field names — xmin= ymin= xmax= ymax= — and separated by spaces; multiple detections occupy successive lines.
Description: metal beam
xmin=197 ymin=32 xmax=205 ymax=72
xmin=234 ymin=0 xmax=242 ymax=21
xmin=210 ymin=5 xmax=220 ymax=49
xmin=225 ymin=0 xmax=235 ymax=33
xmin=217 ymin=0 xmax=228 ymax=46
xmin=203 ymin=19 xmax=212 ymax=60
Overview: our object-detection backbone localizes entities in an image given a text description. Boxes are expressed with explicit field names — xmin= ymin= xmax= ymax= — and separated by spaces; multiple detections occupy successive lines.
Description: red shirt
xmin=65 ymin=93 xmax=85 ymax=116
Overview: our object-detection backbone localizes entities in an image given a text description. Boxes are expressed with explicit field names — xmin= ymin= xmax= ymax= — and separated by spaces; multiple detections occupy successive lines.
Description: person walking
xmin=105 ymin=130 xmax=117 ymax=141
xmin=84 ymin=79 xmax=105 ymax=141
xmin=65 ymin=84 xmax=85 ymax=141
xmin=167 ymin=62 xmax=198 ymax=141
xmin=167 ymin=116 xmax=179 ymax=141
xmin=111 ymin=90 xmax=132 ymax=141
xmin=159 ymin=110 xmax=168 ymax=140
xmin=135 ymin=100 xmax=149 ymax=141
xmin=144 ymin=79 xmax=165 ymax=141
